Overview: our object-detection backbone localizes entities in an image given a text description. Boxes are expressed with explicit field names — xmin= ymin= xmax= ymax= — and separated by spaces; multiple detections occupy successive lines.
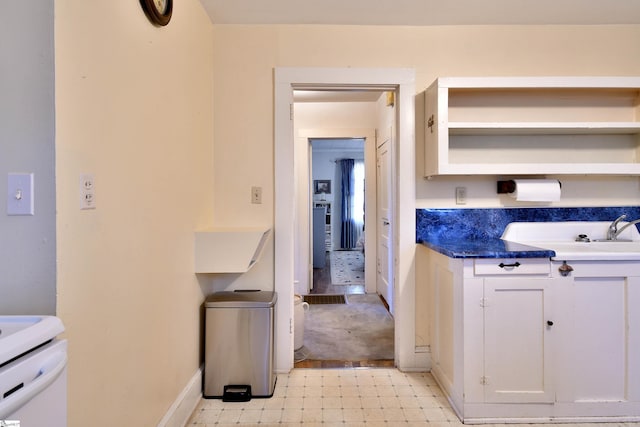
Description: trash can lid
xmin=205 ymin=290 xmax=277 ymax=308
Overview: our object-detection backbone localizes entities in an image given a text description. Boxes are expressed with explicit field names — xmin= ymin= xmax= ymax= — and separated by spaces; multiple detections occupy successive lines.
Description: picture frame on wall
xmin=314 ymin=180 xmax=331 ymax=194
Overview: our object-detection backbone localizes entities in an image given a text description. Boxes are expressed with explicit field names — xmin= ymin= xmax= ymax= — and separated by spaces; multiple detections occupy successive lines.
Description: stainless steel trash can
xmin=204 ymin=290 xmax=277 ymax=400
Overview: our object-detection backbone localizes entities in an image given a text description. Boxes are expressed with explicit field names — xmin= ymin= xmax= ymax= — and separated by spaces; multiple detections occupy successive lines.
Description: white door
xmin=376 ymin=131 xmax=393 ymax=313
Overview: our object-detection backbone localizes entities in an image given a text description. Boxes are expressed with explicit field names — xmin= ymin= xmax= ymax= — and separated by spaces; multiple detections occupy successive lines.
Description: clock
xmin=140 ymin=0 xmax=173 ymax=26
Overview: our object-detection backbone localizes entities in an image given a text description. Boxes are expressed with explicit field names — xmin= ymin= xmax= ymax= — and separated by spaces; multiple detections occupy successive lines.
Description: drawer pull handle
xmin=498 ymin=262 xmax=521 ymax=268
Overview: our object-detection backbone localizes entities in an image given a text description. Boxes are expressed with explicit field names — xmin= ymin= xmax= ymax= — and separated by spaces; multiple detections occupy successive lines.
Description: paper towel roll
xmin=509 ymin=179 xmax=561 ymax=202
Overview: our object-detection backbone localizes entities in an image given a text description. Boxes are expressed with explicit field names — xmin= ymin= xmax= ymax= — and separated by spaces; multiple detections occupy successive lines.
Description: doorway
xmin=301 ymin=137 xmax=390 ymax=367
xmin=293 ymin=89 xmax=396 ymax=367
xmin=310 ymin=138 xmax=366 ymax=296
xmin=274 ymin=67 xmax=417 ymax=373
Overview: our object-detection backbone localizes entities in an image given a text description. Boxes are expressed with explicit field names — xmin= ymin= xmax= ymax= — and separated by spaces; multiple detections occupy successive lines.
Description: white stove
xmin=0 ymin=316 xmax=67 ymax=427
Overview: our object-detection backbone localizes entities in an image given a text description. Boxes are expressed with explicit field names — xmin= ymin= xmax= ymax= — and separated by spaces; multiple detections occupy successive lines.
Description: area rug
xmin=330 ymin=250 xmax=365 ymax=285
xmin=300 ymin=294 xmax=394 ymax=361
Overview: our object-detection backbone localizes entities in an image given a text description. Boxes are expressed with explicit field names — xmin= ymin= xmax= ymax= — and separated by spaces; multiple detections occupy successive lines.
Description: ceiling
xmin=199 ymin=0 xmax=640 ymax=26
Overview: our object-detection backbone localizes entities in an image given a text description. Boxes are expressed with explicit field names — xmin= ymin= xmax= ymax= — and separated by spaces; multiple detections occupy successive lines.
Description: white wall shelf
xmin=423 ymin=76 xmax=640 ymax=176
xmin=449 ymin=122 xmax=640 ymax=135
xmin=194 ymin=228 xmax=271 ymax=273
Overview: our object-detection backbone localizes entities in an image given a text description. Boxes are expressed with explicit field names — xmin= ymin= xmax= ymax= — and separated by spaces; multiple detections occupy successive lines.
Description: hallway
xmin=295 ymin=251 xmax=393 ymax=369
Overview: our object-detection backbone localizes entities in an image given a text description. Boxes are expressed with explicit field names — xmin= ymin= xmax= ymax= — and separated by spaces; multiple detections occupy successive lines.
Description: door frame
xmin=305 ymin=134 xmax=376 ymax=295
xmin=275 ymin=67 xmax=416 ymax=372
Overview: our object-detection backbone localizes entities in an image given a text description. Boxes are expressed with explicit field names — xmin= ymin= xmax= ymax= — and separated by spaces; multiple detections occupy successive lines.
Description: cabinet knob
xmin=547 ymin=320 xmax=554 ymax=326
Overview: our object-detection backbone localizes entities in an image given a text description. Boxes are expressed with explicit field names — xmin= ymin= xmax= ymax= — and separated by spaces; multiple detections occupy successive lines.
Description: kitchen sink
xmin=502 ymin=221 xmax=640 ymax=261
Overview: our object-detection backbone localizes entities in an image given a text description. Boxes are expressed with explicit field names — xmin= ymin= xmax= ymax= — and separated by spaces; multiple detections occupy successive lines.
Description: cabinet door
xmin=558 ymin=277 xmax=627 ymax=402
xmin=483 ymin=278 xmax=555 ymax=403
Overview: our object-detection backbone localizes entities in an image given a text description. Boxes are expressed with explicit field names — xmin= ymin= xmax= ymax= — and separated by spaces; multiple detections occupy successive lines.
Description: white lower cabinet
xmin=554 ymin=270 xmax=640 ymax=418
xmin=427 ymin=250 xmax=640 ymax=423
xmin=483 ymin=277 xmax=554 ymax=404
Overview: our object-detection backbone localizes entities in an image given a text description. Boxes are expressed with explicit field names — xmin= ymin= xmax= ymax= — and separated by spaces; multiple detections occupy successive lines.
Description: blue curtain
xmin=339 ymin=159 xmax=358 ymax=249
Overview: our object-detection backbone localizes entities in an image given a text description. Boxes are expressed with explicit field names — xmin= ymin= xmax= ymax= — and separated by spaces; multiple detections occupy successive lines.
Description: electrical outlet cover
xmin=455 ymin=187 xmax=467 ymax=205
xmin=80 ymin=174 xmax=96 ymax=210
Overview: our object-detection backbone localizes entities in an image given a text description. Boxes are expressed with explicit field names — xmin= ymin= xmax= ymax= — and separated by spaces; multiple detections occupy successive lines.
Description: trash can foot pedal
xmin=223 ymin=385 xmax=252 ymax=402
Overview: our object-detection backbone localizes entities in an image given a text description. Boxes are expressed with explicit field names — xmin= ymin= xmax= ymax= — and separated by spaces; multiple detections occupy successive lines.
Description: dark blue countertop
xmin=416 ymin=206 xmax=640 ymax=259
xmin=418 ymin=238 xmax=554 ymax=259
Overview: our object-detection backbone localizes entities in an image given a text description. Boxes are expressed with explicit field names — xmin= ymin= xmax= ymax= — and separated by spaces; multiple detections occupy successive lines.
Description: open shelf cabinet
xmin=423 ymin=77 xmax=640 ymax=176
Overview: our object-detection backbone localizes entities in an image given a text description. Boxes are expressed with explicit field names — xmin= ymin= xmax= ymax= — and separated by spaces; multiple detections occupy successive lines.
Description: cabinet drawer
xmin=474 ymin=258 xmax=550 ymax=276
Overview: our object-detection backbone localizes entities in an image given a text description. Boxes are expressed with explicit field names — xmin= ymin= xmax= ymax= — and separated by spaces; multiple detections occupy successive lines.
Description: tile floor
xmin=186 ymin=368 xmax=640 ymax=426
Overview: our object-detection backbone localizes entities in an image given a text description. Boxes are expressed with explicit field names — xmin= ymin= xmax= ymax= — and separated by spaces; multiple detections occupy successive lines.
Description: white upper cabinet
xmin=423 ymin=77 xmax=640 ymax=176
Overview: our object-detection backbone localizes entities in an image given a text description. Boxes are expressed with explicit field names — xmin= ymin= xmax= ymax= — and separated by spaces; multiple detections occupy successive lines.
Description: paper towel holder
xmin=497 ymin=180 xmax=516 ymax=194
xmin=497 ymin=179 xmax=562 ymax=194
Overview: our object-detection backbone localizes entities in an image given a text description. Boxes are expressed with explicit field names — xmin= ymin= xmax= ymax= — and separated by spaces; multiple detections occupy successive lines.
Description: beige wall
xmin=55 ymin=2 xmax=214 ymax=426
xmin=212 ymin=24 xmax=640 ymax=362
xmin=47 ymin=19 xmax=640 ymax=425
xmin=212 ymin=24 xmax=640 ymax=221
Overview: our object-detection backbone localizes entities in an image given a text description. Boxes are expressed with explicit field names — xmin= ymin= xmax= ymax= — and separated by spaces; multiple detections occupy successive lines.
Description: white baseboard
xmin=396 ymin=347 xmax=432 ymax=372
xmin=414 ymin=346 xmax=432 ymax=371
xmin=157 ymin=367 xmax=202 ymax=427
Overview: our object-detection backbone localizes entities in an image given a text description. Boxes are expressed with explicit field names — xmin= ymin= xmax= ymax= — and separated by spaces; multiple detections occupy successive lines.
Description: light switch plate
xmin=251 ymin=186 xmax=262 ymax=204
xmin=7 ymin=173 xmax=34 ymax=215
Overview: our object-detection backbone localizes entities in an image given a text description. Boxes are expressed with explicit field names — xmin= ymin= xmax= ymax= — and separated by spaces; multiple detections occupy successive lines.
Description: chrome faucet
xmin=607 ymin=214 xmax=627 ymax=240
xmin=607 ymin=214 xmax=640 ymax=240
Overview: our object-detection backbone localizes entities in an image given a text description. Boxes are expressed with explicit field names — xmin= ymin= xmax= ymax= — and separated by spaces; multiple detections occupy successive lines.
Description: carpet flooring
xmin=297 ymin=293 xmax=394 ymax=361
xmin=329 ymin=250 xmax=365 ymax=285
